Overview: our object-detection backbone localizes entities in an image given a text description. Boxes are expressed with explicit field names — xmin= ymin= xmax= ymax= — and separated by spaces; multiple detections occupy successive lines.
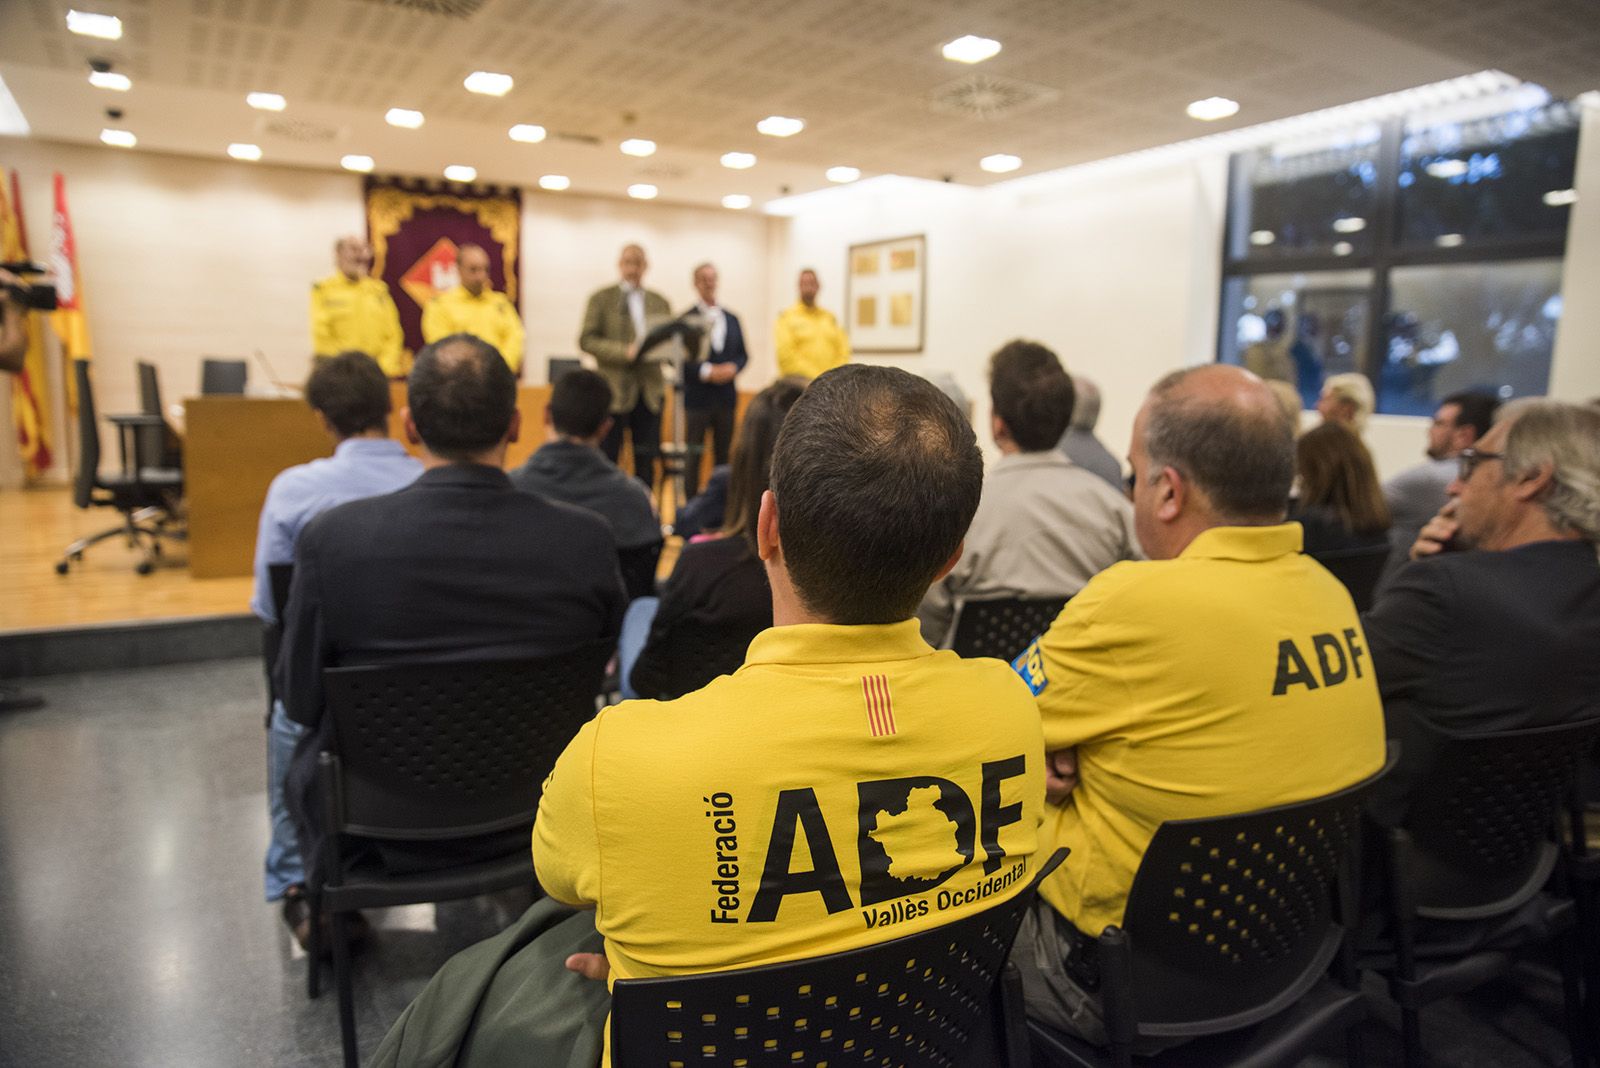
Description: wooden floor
xmin=2 ymin=485 xmax=252 ymax=633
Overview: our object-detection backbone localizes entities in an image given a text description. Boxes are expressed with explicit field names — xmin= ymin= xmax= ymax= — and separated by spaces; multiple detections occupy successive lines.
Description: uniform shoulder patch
xmin=1011 ymin=637 xmax=1048 ymax=696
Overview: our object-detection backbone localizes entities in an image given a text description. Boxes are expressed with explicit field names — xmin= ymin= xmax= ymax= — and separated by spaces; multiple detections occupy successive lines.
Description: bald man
xmin=422 ymin=244 xmax=526 ymax=374
xmin=578 ymin=243 xmax=672 ymax=485
xmin=310 ymin=236 xmax=405 ymax=376
xmin=1010 ymin=365 xmax=1385 ymax=1046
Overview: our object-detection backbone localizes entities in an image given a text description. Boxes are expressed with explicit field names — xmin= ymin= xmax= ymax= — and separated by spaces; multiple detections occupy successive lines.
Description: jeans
xmin=617 ymin=597 xmax=660 ymax=700
xmin=264 ymin=699 xmax=307 ymax=901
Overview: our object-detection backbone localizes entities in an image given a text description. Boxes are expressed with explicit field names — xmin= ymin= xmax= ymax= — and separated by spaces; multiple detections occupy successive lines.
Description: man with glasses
xmin=1362 ymin=399 xmax=1600 ymax=823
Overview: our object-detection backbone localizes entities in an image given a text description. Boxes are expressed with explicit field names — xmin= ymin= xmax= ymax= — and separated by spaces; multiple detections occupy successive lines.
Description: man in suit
xmin=579 ymin=243 xmax=671 ymax=486
xmin=277 ymin=333 xmax=628 ymax=919
xmin=680 ymin=261 xmax=748 ymax=497
xmin=1363 ymin=399 xmax=1600 ymax=824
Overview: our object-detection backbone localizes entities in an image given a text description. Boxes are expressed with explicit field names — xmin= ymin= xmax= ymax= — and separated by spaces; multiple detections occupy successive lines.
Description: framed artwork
xmin=846 ymin=234 xmax=926 ymax=353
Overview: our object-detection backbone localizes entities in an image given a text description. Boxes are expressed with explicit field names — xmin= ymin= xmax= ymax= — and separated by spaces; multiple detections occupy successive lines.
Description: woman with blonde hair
xmin=1317 ymin=372 xmax=1375 ymax=434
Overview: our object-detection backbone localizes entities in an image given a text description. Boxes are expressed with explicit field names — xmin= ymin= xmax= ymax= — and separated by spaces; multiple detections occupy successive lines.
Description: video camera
xmin=0 ymin=261 xmax=59 ymax=311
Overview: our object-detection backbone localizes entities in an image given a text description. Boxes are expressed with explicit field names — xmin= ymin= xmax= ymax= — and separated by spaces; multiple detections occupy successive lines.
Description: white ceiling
xmin=0 ymin=0 xmax=1596 ymax=210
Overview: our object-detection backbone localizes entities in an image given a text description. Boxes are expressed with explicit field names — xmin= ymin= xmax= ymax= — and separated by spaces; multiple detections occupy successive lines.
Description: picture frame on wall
xmin=846 ymin=234 xmax=926 ymax=353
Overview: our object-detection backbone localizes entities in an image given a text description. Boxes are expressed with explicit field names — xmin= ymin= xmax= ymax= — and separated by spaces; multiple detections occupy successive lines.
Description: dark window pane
xmin=1227 ymin=128 xmax=1381 ymax=262
xmin=1379 ymin=259 xmax=1562 ymax=416
xmin=1220 ymin=271 xmax=1372 ymax=409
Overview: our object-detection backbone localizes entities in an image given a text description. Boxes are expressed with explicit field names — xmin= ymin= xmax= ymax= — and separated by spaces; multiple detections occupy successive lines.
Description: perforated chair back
xmin=200 ymin=357 xmax=247 ymax=395
xmin=610 ymin=849 xmax=1067 ymax=1068
xmin=71 ymin=359 xmax=99 ymax=509
xmin=1309 ymin=544 xmax=1391 ymax=613
xmin=1117 ymin=757 xmax=1391 ymax=1034
xmin=1401 ymin=715 xmax=1600 ymax=916
xmin=949 ymin=596 xmax=1067 ymax=661
xmin=321 ymin=643 xmax=611 ymax=840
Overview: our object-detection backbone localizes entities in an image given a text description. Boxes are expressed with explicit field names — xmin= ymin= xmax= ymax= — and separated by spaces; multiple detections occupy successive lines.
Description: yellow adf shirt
xmin=774 ymin=301 xmax=850 ymax=380
xmin=421 ymin=285 xmax=526 ymax=373
xmin=309 ymin=273 xmax=404 ymax=376
xmin=1015 ymin=523 xmax=1385 ymax=936
xmin=535 ymin=620 xmax=1045 ymax=1053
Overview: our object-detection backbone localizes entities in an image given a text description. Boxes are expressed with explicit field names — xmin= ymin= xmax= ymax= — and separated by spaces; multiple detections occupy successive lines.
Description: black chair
xmin=135 ymin=360 xmax=183 ymax=469
xmin=1309 ymin=544 xmax=1390 ymax=614
xmin=617 ymin=540 xmax=664 ymax=601
xmin=949 ymin=596 xmax=1068 ymax=661
xmin=308 ymin=643 xmax=613 ymax=1068
xmin=628 ymin=621 xmax=760 ymax=701
xmin=260 ymin=563 xmax=295 ymax=725
xmin=199 ymin=357 xmax=247 ymax=395
xmin=1030 ymin=754 xmax=1394 ymax=1068
xmin=610 ymin=848 xmax=1068 ymax=1067
xmin=1373 ymin=716 xmax=1600 ymax=1068
xmin=1565 ymin=788 xmax=1600 ymax=1058
xmin=56 ymin=359 xmax=185 ymax=575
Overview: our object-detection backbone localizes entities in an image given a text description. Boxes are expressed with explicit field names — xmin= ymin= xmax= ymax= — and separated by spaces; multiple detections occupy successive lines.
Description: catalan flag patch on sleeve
xmin=1011 ymin=637 xmax=1048 ymax=696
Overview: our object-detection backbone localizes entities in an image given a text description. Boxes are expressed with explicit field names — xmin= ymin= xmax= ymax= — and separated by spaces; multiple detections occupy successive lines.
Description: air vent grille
xmin=263 ymin=118 xmax=339 ymax=143
xmin=929 ymin=74 xmax=1060 ymax=119
xmin=355 ymin=0 xmax=488 ymax=17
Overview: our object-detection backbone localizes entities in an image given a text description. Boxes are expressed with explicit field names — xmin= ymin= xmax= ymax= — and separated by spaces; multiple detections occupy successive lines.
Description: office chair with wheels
xmin=949 ymin=596 xmax=1069 ymax=661
xmin=1310 ymin=544 xmax=1391 ymax=614
xmin=135 ymin=360 xmax=183 ymax=468
xmin=56 ymin=359 xmax=185 ymax=575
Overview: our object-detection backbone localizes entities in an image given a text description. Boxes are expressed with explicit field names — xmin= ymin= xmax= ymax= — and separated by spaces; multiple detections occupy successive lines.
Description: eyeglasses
xmin=1457 ymin=447 xmax=1504 ymax=481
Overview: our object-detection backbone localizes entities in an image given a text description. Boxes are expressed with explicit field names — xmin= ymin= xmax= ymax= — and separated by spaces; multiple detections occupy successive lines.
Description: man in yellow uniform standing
xmin=774 ymin=267 xmax=849 ymax=379
xmin=421 ymin=244 xmax=525 ymax=375
xmin=310 ymin=236 xmax=404 ymax=376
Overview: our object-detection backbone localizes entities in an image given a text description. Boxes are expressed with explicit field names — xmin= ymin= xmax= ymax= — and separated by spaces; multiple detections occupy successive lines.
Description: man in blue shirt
xmin=252 ymin=350 xmax=422 ymax=946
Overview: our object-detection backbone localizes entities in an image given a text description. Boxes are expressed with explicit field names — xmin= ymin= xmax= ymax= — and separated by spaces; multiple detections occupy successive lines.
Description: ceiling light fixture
xmin=444 ymin=164 xmax=477 ymax=183
xmin=721 ymin=194 xmax=752 ymax=210
xmin=1331 ymin=216 xmax=1367 ymax=233
xmin=1248 ymin=229 xmax=1275 ymax=246
xmin=1543 ymin=188 xmax=1578 ymax=207
xmin=1186 ymin=96 xmax=1240 ymax=121
xmin=340 ymin=155 xmax=374 ymax=173
xmin=66 ymin=10 xmax=121 ymax=40
xmin=509 ymin=124 xmax=546 ymax=143
xmin=228 ymin=143 xmax=262 ymax=161
xmin=463 ymin=71 xmax=514 ymax=97
xmin=99 ymin=128 xmax=136 ymax=148
xmin=88 ymin=71 xmax=130 ymax=91
xmin=720 ymin=151 xmax=756 ymax=170
xmin=385 ymin=108 xmax=424 ymax=129
xmin=1434 ymin=232 xmax=1465 ymax=247
xmin=941 ymin=35 xmax=1002 ymax=64
xmin=979 ymin=153 xmax=1021 ymax=173
xmin=757 ymin=115 xmax=804 ymax=137
xmin=826 ymin=166 xmax=861 ymax=183
xmin=1425 ymin=158 xmax=1468 ymax=179
xmin=628 ymin=183 xmax=658 ymax=200
xmin=620 ymin=138 xmax=656 ymax=157
xmin=538 ymin=174 xmax=571 ymax=191
xmin=247 ymin=92 xmax=286 ymax=111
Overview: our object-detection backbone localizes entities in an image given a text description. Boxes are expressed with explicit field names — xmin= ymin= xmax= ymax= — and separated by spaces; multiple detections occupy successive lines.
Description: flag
xmin=1 ymin=169 xmax=53 ymax=478
xmin=49 ymin=172 xmax=92 ymax=405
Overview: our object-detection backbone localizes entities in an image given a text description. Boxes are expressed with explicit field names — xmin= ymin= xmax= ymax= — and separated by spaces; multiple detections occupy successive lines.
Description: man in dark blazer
xmin=1362 ymin=399 xmax=1600 ymax=824
xmin=680 ymin=261 xmax=748 ymax=497
xmin=578 ymin=243 xmax=672 ymax=486
xmin=277 ymin=333 xmax=627 ymax=911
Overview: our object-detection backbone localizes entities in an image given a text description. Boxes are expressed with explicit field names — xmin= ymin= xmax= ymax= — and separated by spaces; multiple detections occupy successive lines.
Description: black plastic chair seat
xmin=320 ymin=849 xmax=536 ymax=913
xmin=100 ymin=468 xmax=183 ymax=490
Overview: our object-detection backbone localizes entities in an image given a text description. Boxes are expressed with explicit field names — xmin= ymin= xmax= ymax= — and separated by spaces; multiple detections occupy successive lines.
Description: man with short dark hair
xmin=1057 ymin=373 xmax=1123 ymax=489
xmin=278 ymin=334 xmax=626 ymax=909
xmin=252 ymin=351 xmax=422 ymax=943
xmin=1010 ymin=364 xmax=1385 ymax=1045
xmin=919 ymin=342 xmax=1137 ymax=647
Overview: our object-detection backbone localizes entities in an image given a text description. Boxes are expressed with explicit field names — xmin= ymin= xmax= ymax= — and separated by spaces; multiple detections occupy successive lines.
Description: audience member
xmin=421 ymin=244 xmax=526 ymax=374
xmin=251 ymin=352 xmax=422 ymax=945
xmin=579 ymin=244 xmax=671 ymax=484
xmin=680 ymin=262 xmax=748 ymax=497
xmin=669 ymin=463 xmax=730 ymax=541
xmin=277 ymin=334 xmax=626 ymax=917
xmin=621 ymin=378 xmax=806 ymax=700
xmin=1379 ymin=391 xmax=1498 ymax=585
xmin=530 ymin=364 xmax=1045 ymax=1060
xmin=310 ymin=237 xmax=404 ymax=376
xmin=920 ymin=342 xmax=1138 ymax=647
xmin=1290 ymin=422 xmax=1391 ymax=554
xmin=774 ymin=268 xmax=849 ymax=379
xmin=1317 ymin=371 xmax=1375 ymax=434
xmin=1363 ymin=399 xmax=1600 ymax=824
xmin=508 ymin=368 xmax=660 ymax=597
xmin=1056 ymin=373 xmax=1123 ymax=489
xmin=1009 ymin=364 xmax=1385 ymax=1046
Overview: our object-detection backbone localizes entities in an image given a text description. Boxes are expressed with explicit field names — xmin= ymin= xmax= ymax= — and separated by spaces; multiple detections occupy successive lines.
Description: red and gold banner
xmin=49 ymin=173 xmax=93 ymax=408
xmin=364 ymin=176 xmax=521 ymax=356
xmin=2 ymin=168 xmax=54 ymax=478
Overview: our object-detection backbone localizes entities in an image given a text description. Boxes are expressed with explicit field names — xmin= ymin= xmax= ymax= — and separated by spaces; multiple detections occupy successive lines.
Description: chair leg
xmin=333 ymin=910 xmax=360 ymax=1068
xmin=1400 ymin=1005 xmax=1422 ymax=1068
xmin=55 ymin=525 xmax=129 ymax=571
xmin=1555 ymin=930 xmax=1590 ymax=1068
xmin=306 ymin=892 xmax=323 ymax=1000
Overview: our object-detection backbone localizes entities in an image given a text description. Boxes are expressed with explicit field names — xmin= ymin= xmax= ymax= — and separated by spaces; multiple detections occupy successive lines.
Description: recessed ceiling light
xmin=1543 ymin=188 xmax=1578 ymax=207
xmin=628 ymin=183 xmax=658 ymax=200
xmin=509 ymin=124 xmax=546 ymax=143
xmin=757 ymin=115 xmax=804 ymax=138
xmin=463 ymin=71 xmax=514 ymax=97
xmin=1425 ymin=158 xmax=1467 ymax=179
xmin=722 ymin=194 xmax=752 ymax=210
xmin=1249 ymin=229 xmax=1275 ymax=246
xmin=1434 ymin=232 xmax=1465 ymax=247
xmin=941 ymin=35 xmax=1002 ymax=64
xmin=721 ymin=151 xmax=756 ymax=170
xmin=1333 ymin=241 xmax=1354 ymax=256
xmin=228 ymin=142 xmax=262 ymax=161
xmin=826 ymin=165 xmax=861 ymax=183
xmin=88 ymin=71 xmax=130 ymax=91
xmin=247 ymin=92 xmax=286 ymax=111
xmin=385 ymin=108 xmax=424 ymax=129
xmin=979 ymin=153 xmax=1021 ymax=173
xmin=1332 ymin=216 xmax=1367 ymax=233
xmin=444 ymin=165 xmax=477 ymax=183
xmin=620 ymin=138 xmax=656 ymax=157
xmin=538 ymin=174 xmax=570 ymax=191
xmin=340 ymin=155 xmax=374 ymax=173
xmin=1186 ymin=96 xmax=1240 ymax=121
xmin=66 ymin=10 xmax=121 ymax=40
xmin=99 ymin=128 xmax=136 ymax=148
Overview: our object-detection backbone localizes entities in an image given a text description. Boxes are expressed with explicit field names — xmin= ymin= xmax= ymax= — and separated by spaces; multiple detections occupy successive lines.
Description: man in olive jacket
xmin=578 ymin=243 xmax=672 ymax=486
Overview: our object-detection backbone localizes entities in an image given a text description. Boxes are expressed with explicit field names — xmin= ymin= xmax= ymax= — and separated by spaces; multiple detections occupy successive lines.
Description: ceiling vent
xmin=929 ymin=74 xmax=1059 ymax=119
xmin=636 ymin=163 xmax=687 ymax=180
xmin=263 ymin=117 xmax=339 ymax=142
xmin=355 ymin=0 xmax=488 ymax=17
xmin=554 ymin=130 xmax=602 ymax=146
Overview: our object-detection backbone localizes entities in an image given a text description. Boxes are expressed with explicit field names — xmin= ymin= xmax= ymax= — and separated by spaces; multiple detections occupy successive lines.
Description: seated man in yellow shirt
xmin=533 ymin=364 xmax=1046 ymax=1061
xmin=774 ymin=267 xmax=849 ymax=379
xmin=309 ymin=236 xmax=404 ymax=376
xmin=1009 ymin=364 xmax=1385 ymax=1046
xmin=421 ymin=244 xmax=525 ymax=374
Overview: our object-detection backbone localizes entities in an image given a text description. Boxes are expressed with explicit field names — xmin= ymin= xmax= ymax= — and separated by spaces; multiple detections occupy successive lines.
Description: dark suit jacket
xmin=682 ymin=305 xmax=748 ymax=412
xmin=278 ymin=463 xmax=627 ymax=876
xmin=1361 ymin=539 xmax=1600 ymax=823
